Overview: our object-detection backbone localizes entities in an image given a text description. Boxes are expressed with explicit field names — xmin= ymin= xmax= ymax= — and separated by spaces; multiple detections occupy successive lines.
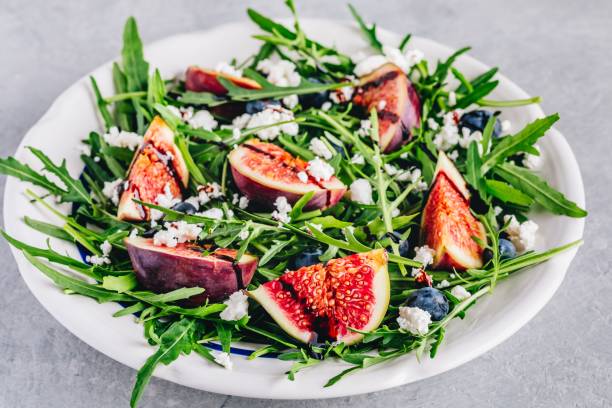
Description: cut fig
xmin=421 ymin=152 xmax=485 ymax=270
xmin=118 ymin=116 xmax=189 ymax=221
xmin=353 ymin=63 xmax=421 ymax=152
xmin=185 ymin=66 xmax=262 ymax=96
xmin=228 ymin=139 xmax=346 ymax=211
xmin=125 ymin=236 xmax=258 ymax=305
xmin=248 ymin=249 xmax=390 ymax=345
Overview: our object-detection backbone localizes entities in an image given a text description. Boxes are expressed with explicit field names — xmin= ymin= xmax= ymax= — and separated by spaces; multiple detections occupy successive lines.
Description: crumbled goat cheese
xmin=523 ymin=147 xmax=544 ymax=170
xmin=321 ymin=101 xmax=332 ymax=111
xmin=282 ymin=94 xmax=299 ymax=109
xmin=220 ymin=291 xmax=249 ymax=321
xmin=183 ymin=196 xmax=201 ymax=210
xmin=448 ymin=91 xmax=457 ymax=107
xmin=501 ymin=119 xmax=511 ymax=133
xmin=215 ymin=61 xmax=243 ymax=77
xmin=167 ymin=105 xmax=194 ymax=121
xmin=93 ymin=156 xmax=101 ymax=162
xmin=232 ymin=128 xmax=241 ymax=140
xmin=197 ymin=208 xmax=224 ymax=220
xmin=494 ymin=206 xmax=503 ymax=216
xmin=187 ymin=110 xmax=218 ymax=131
xmin=356 ymin=119 xmax=372 ymax=138
xmin=436 ymin=279 xmax=451 ymax=289
xmin=350 ymin=154 xmax=365 ymax=165
xmin=397 ymin=168 xmax=428 ymax=192
xmin=307 ymin=157 xmax=335 ymax=182
xmin=458 ymin=128 xmax=483 ymax=150
xmin=330 ymin=86 xmax=354 ymax=104
xmin=271 ymin=196 xmax=292 ymax=223
xmin=297 ymin=171 xmax=309 ymax=183
xmin=129 ymin=228 xmax=139 ymax=239
xmin=397 ymin=306 xmax=431 ymax=335
xmin=153 ymin=221 xmax=202 ymax=248
xmin=213 ymin=352 xmax=233 ymax=370
xmin=309 ymin=138 xmax=333 ymax=160
xmin=427 ymin=118 xmax=440 ymax=131
xmin=384 ymin=163 xmax=399 ymax=176
xmin=246 ymin=106 xmax=298 ymax=140
xmin=239 ymin=229 xmax=250 ymax=240
xmin=350 ymin=178 xmax=373 ymax=205
xmin=150 ymin=183 xmax=181 ymax=221
xmin=353 ymin=55 xmax=388 ymax=76
xmin=197 ymin=183 xmax=224 ymax=205
xmin=504 ymin=215 xmax=539 ymax=253
xmin=451 ymin=285 xmax=471 ymax=300
xmin=86 ymin=240 xmax=112 ymax=265
xmin=102 ymin=179 xmax=123 ymax=205
xmin=391 ymin=208 xmax=400 ymax=217
xmin=378 ymin=100 xmax=387 ymax=110
xmin=411 ymin=245 xmax=436 ymax=276
xmin=353 ymin=46 xmax=424 ymax=76
xmin=433 ymin=111 xmax=462 ymax=151
xmin=232 ymin=113 xmax=252 ymax=129
xmin=103 ymin=127 xmax=143 ymax=151
xmin=319 ymin=54 xmax=341 ymax=65
xmin=256 ymin=58 xmax=301 ymax=87
xmin=235 ymin=195 xmax=249 ymax=209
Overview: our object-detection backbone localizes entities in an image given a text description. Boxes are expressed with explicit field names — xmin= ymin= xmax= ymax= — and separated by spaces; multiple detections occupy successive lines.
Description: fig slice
xmin=352 ymin=63 xmax=421 ymax=153
xmin=125 ymin=236 xmax=258 ymax=305
xmin=185 ymin=66 xmax=262 ymax=96
xmin=228 ymin=139 xmax=346 ymax=211
xmin=421 ymin=152 xmax=485 ymax=270
xmin=118 ymin=116 xmax=189 ymax=221
xmin=248 ymin=249 xmax=390 ymax=345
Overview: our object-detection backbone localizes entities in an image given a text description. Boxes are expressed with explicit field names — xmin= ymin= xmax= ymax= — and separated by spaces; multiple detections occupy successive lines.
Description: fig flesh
xmin=421 ymin=152 xmax=485 ymax=270
xmin=248 ymin=249 xmax=390 ymax=345
xmin=185 ymin=66 xmax=261 ymax=95
xmin=353 ymin=63 xmax=421 ymax=152
xmin=125 ymin=236 xmax=258 ymax=305
xmin=228 ymin=139 xmax=346 ymax=211
xmin=118 ymin=117 xmax=189 ymax=221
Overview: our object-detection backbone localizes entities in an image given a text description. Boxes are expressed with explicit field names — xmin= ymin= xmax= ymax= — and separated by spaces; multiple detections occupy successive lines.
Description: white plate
xmin=3 ymin=19 xmax=585 ymax=399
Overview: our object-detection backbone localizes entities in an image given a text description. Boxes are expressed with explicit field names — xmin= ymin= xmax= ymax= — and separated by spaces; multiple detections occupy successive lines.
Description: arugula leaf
xmin=465 ymin=142 xmax=486 ymax=199
xmin=103 ymin=274 xmax=137 ymax=293
xmin=23 ymin=217 xmax=72 ymax=241
xmin=122 ymin=17 xmax=149 ymax=93
xmin=23 ymin=251 xmax=131 ymax=302
xmin=348 ymin=4 xmax=383 ymax=52
xmin=495 ymin=162 xmax=587 ymax=217
xmin=89 ymin=76 xmax=113 ymax=129
xmin=177 ymin=91 xmax=226 ymax=107
xmin=28 ymin=147 xmax=91 ymax=204
xmin=455 ymin=80 xmax=498 ymax=109
xmin=0 ymin=156 xmax=65 ymax=196
xmin=484 ymin=179 xmax=534 ymax=207
xmin=146 ymin=69 xmax=166 ymax=107
xmin=130 ymin=319 xmax=195 ymax=408
xmin=481 ymin=114 xmax=559 ymax=174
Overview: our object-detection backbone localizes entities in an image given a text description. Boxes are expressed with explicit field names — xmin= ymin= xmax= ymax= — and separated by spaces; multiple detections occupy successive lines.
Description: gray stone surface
xmin=0 ymin=0 xmax=610 ymax=406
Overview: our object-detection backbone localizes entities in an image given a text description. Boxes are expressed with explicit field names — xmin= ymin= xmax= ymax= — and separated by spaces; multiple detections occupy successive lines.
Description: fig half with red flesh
xmin=117 ymin=116 xmax=189 ymax=221
xmin=228 ymin=139 xmax=346 ymax=211
xmin=353 ymin=63 xmax=421 ymax=153
xmin=421 ymin=152 xmax=485 ymax=270
xmin=185 ymin=66 xmax=262 ymax=96
xmin=125 ymin=236 xmax=258 ymax=305
xmin=248 ymin=249 xmax=390 ymax=345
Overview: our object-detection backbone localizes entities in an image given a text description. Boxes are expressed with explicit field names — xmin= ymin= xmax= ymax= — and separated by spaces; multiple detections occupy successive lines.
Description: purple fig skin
xmin=125 ymin=237 xmax=258 ymax=306
xmin=353 ymin=63 xmax=422 ymax=153
xmin=230 ymin=165 xmax=344 ymax=211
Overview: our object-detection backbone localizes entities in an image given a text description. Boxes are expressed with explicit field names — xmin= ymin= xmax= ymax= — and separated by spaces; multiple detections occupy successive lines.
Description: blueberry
xmin=483 ymin=238 xmax=517 ymax=263
xmin=292 ymin=247 xmax=324 ymax=269
xmin=458 ymin=110 xmax=502 ymax=138
xmin=299 ymin=78 xmax=329 ymax=109
xmin=245 ymin=99 xmax=280 ymax=114
xmin=171 ymin=201 xmax=197 ymax=214
xmin=498 ymin=238 xmax=517 ymax=259
xmin=405 ymin=287 xmax=449 ymax=321
xmin=387 ymin=231 xmax=411 ymax=258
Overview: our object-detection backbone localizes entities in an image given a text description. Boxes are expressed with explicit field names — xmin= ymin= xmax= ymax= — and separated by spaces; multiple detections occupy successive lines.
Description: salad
xmin=0 ymin=1 xmax=587 ymax=407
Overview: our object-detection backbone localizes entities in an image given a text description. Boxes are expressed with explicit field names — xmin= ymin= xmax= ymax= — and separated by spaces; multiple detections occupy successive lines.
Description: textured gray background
xmin=1 ymin=0 xmax=610 ymax=407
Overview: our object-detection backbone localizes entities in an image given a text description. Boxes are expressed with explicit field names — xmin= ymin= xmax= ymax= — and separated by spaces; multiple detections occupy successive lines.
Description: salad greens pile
xmin=0 ymin=1 xmax=585 ymax=407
